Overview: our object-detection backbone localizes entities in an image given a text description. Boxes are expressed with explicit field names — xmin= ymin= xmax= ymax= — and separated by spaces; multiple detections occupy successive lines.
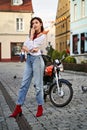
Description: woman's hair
xmin=30 ymin=17 xmax=44 ymax=32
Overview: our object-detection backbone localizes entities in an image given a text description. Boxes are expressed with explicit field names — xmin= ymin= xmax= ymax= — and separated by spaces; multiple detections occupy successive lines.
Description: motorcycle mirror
xmin=55 ymin=59 xmax=59 ymax=64
xmin=61 ymin=55 xmax=65 ymax=61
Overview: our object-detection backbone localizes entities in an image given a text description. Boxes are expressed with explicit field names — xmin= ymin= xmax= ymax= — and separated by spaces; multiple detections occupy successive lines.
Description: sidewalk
xmin=0 ymin=84 xmax=19 ymax=130
xmin=0 ymin=62 xmax=87 ymax=130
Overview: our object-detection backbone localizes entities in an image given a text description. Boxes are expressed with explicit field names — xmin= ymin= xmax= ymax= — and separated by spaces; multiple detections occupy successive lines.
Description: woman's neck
xmin=33 ymin=31 xmax=42 ymax=40
xmin=35 ymin=31 xmax=41 ymax=35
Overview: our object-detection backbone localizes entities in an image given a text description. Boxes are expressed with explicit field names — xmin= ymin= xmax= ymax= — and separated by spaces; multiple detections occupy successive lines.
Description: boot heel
xmin=36 ymin=105 xmax=43 ymax=117
xmin=9 ymin=105 xmax=22 ymax=118
xmin=19 ymin=112 xmax=22 ymax=117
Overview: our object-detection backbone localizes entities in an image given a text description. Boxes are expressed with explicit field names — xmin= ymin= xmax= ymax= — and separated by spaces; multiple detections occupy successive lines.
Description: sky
xmin=32 ymin=0 xmax=58 ymax=28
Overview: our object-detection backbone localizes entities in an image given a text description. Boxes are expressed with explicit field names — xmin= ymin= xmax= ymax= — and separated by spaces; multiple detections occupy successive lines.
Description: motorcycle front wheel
xmin=49 ymin=80 xmax=73 ymax=107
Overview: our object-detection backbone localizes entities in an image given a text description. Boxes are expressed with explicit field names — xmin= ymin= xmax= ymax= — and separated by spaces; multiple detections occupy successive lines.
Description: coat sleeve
xmin=23 ymin=37 xmax=34 ymax=50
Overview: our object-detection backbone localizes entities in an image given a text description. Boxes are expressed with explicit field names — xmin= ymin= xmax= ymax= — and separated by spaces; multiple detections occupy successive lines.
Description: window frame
xmin=16 ymin=18 xmax=24 ymax=31
xmin=81 ymin=0 xmax=85 ymax=18
xmin=74 ymin=3 xmax=77 ymax=21
xmin=12 ymin=0 xmax=23 ymax=5
xmin=12 ymin=0 xmax=19 ymax=5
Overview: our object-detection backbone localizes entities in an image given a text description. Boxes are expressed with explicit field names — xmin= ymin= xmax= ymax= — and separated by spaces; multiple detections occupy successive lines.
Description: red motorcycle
xmin=42 ymin=55 xmax=73 ymax=107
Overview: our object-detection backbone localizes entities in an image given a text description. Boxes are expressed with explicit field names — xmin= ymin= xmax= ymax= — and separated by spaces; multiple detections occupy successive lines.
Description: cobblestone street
xmin=0 ymin=62 xmax=87 ymax=130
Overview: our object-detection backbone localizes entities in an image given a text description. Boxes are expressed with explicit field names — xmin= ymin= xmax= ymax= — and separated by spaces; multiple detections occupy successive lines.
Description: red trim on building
xmin=1 ymin=57 xmax=20 ymax=62
xmin=11 ymin=56 xmax=20 ymax=61
xmin=1 ymin=58 xmax=11 ymax=62
xmin=0 ymin=0 xmax=33 ymax=13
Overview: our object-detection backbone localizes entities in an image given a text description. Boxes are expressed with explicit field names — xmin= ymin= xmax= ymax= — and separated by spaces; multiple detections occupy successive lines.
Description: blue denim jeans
xmin=17 ymin=54 xmax=45 ymax=105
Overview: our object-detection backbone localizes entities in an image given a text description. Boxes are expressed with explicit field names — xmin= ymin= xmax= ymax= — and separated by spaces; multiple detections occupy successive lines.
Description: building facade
xmin=0 ymin=0 xmax=33 ymax=62
xmin=46 ymin=22 xmax=55 ymax=49
xmin=55 ymin=0 xmax=70 ymax=52
xmin=70 ymin=0 xmax=87 ymax=63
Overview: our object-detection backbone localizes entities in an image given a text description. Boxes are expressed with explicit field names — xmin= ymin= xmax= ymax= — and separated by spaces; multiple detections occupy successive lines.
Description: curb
xmin=64 ymin=70 xmax=87 ymax=76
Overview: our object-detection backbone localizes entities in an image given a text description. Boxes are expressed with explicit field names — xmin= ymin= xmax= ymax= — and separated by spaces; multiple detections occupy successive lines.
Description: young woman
xmin=9 ymin=17 xmax=47 ymax=118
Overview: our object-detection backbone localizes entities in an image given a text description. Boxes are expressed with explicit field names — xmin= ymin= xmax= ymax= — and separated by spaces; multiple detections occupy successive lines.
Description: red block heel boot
xmin=36 ymin=105 xmax=43 ymax=117
xmin=9 ymin=105 xmax=22 ymax=118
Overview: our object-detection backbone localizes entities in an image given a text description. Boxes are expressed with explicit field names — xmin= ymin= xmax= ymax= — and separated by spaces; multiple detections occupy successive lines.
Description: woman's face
xmin=31 ymin=19 xmax=42 ymax=33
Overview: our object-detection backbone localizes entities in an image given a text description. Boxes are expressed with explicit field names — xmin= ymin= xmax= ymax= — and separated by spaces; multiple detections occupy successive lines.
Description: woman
xmin=20 ymin=49 xmax=25 ymax=62
xmin=9 ymin=17 xmax=47 ymax=118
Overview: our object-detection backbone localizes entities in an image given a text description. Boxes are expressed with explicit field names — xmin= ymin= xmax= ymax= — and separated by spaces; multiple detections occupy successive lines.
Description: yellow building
xmin=0 ymin=0 xmax=33 ymax=61
xmin=55 ymin=0 xmax=70 ymax=52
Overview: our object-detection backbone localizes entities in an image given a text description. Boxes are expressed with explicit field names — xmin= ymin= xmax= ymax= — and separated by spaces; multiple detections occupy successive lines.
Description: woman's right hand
xmin=30 ymin=27 xmax=35 ymax=40
xmin=22 ymin=46 xmax=29 ymax=53
xmin=30 ymin=47 xmax=39 ymax=53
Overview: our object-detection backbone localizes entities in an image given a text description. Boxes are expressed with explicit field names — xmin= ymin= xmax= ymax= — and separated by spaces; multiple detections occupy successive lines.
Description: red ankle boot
xmin=36 ymin=105 xmax=43 ymax=117
xmin=9 ymin=105 xmax=22 ymax=118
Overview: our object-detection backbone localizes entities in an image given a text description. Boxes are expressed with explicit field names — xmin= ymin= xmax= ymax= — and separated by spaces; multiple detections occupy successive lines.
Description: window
xmin=12 ymin=0 xmax=23 ymax=5
xmin=74 ymin=4 xmax=77 ymax=21
xmin=81 ymin=33 xmax=87 ymax=53
xmin=16 ymin=18 xmax=24 ymax=31
xmin=73 ymin=35 xmax=79 ymax=54
xmin=11 ymin=43 xmax=23 ymax=56
xmin=81 ymin=0 xmax=85 ymax=17
xmin=13 ymin=0 xmax=19 ymax=4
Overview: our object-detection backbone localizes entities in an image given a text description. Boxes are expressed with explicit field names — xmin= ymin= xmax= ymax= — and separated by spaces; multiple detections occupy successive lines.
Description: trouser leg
xmin=33 ymin=56 xmax=45 ymax=105
xmin=17 ymin=57 xmax=33 ymax=105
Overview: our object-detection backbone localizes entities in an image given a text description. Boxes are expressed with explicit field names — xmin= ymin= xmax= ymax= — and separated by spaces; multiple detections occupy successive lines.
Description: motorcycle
xmin=42 ymin=55 xmax=73 ymax=107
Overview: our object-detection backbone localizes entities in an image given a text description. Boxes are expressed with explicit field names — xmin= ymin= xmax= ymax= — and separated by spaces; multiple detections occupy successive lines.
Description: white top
xmin=24 ymin=34 xmax=47 ymax=56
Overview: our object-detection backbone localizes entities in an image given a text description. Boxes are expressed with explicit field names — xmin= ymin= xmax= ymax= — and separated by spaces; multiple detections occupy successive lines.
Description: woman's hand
xmin=22 ymin=46 xmax=29 ymax=53
xmin=30 ymin=48 xmax=39 ymax=53
xmin=30 ymin=27 xmax=35 ymax=40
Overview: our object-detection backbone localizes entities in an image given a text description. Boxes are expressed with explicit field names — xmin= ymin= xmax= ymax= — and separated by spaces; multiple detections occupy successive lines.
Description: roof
xmin=0 ymin=0 xmax=33 ymax=13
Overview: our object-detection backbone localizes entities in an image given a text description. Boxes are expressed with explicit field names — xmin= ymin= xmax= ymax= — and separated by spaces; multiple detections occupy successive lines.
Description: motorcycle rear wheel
xmin=49 ymin=81 xmax=73 ymax=107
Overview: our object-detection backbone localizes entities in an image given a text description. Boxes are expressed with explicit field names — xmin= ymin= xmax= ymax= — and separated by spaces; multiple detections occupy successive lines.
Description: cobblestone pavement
xmin=0 ymin=62 xmax=87 ymax=130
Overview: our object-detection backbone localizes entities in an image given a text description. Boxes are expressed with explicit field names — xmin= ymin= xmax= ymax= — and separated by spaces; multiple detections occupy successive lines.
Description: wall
xmin=55 ymin=0 xmax=70 ymax=52
xmin=0 ymin=12 xmax=32 ymax=60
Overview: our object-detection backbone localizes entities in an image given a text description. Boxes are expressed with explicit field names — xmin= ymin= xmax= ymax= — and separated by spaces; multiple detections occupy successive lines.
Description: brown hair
xmin=30 ymin=17 xmax=44 ymax=32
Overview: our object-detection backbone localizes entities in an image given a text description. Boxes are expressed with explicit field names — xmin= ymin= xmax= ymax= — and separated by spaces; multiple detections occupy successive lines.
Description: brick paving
xmin=0 ymin=62 xmax=87 ymax=130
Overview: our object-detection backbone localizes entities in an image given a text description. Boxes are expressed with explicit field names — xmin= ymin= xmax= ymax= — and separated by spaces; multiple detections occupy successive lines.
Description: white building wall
xmin=70 ymin=0 xmax=87 ymax=63
xmin=46 ymin=24 xmax=55 ymax=49
xmin=0 ymin=12 xmax=31 ymax=34
xmin=0 ymin=12 xmax=32 ymax=60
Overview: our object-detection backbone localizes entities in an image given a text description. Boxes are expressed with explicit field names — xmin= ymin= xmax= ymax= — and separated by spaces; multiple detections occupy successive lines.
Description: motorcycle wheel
xmin=49 ymin=81 xmax=73 ymax=107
